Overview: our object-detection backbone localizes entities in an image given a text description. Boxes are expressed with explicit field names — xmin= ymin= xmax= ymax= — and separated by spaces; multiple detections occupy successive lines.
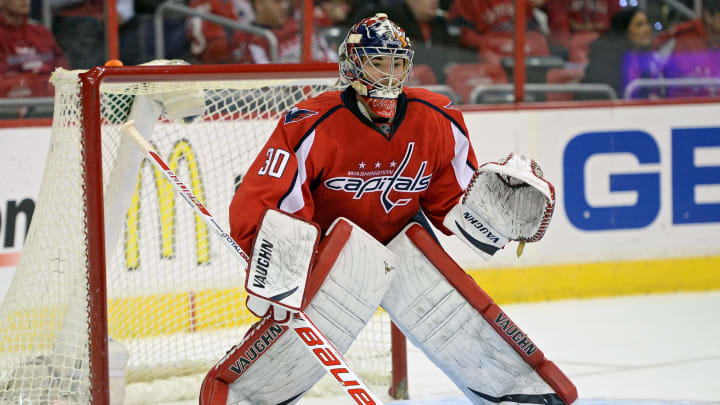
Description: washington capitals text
xmin=324 ymin=143 xmax=431 ymax=213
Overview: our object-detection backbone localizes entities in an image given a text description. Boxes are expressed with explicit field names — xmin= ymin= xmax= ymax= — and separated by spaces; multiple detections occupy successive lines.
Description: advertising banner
xmin=1 ymin=102 xmax=718 ymax=303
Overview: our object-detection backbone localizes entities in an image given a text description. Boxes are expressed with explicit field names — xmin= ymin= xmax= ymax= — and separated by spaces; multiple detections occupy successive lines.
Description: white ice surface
xmin=300 ymin=291 xmax=720 ymax=405
xmin=167 ymin=291 xmax=720 ymax=404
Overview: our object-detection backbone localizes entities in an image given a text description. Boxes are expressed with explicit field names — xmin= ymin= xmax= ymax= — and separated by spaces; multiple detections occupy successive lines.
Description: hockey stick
xmin=120 ymin=120 xmax=384 ymax=405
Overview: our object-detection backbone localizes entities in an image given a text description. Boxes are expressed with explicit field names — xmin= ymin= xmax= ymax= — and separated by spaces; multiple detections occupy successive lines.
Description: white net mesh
xmin=0 ymin=67 xmax=395 ymax=404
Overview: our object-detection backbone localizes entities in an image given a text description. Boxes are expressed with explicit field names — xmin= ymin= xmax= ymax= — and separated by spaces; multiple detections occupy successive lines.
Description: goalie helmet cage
xmin=0 ymin=63 xmax=407 ymax=404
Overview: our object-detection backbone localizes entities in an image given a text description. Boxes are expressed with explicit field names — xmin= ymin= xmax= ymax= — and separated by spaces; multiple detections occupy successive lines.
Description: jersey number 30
xmin=258 ymin=147 xmax=290 ymax=178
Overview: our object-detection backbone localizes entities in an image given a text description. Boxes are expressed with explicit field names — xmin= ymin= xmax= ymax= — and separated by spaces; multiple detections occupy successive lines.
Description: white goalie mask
xmin=338 ymin=13 xmax=414 ymax=116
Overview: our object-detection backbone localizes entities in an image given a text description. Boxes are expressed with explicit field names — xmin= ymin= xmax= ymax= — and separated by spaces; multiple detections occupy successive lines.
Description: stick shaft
xmin=120 ymin=120 xmax=383 ymax=405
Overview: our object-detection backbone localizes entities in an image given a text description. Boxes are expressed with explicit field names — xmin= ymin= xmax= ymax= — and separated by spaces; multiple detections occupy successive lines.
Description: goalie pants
xmin=200 ymin=220 xmax=577 ymax=405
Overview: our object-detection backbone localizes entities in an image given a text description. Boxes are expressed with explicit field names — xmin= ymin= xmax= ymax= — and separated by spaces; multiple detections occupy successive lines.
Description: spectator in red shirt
xmin=187 ymin=0 xmax=254 ymax=64
xmin=530 ymin=0 xmax=571 ymax=52
xmin=228 ymin=0 xmax=337 ymax=64
xmin=447 ymin=0 xmax=520 ymax=41
xmin=659 ymin=0 xmax=720 ymax=51
xmin=446 ymin=0 xmax=569 ymax=60
xmin=567 ymin=0 xmax=623 ymax=34
xmin=0 ymin=0 xmax=69 ymax=97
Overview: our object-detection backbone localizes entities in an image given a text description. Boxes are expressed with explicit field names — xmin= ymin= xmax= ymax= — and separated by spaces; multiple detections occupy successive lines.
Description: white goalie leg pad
xmin=382 ymin=223 xmax=577 ymax=405
xmin=200 ymin=218 xmax=399 ymax=405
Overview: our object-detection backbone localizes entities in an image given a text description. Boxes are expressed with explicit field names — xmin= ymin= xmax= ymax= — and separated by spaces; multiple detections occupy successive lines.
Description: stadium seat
xmin=408 ymin=64 xmax=438 ymax=86
xmin=545 ymin=67 xmax=586 ymax=101
xmin=568 ymin=32 xmax=599 ymax=63
xmin=445 ymin=62 xmax=509 ymax=104
xmin=479 ymin=31 xmax=550 ymax=64
xmin=418 ymin=85 xmax=462 ymax=105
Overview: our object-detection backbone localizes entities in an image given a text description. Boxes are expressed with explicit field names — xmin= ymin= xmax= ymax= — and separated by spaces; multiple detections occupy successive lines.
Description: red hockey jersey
xmin=0 ymin=16 xmax=68 ymax=74
xmin=229 ymin=87 xmax=478 ymax=253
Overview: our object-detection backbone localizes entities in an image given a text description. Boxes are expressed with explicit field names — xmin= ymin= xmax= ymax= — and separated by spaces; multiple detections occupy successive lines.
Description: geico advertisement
xmin=455 ymin=103 xmax=720 ymax=268
xmin=1 ymin=103 xmax=719 ymax=297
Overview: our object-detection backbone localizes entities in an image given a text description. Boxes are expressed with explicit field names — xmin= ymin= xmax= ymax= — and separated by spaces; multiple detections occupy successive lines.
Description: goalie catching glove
xmin=245 ymin=209 xmax=320 ymax=323
xmin=444 ymin=153 xmax=555 ymax=260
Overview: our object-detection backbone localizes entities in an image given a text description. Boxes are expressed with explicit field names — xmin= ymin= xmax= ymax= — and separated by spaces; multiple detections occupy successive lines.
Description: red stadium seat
xmin=445 ymin=62 xmax=509 ymax=104
xmin=408 ymin=64 xmax=438 ymax=86
xmin=479 ymin=31 xmax=550 ymax=64
xmin=568 ymin=32 xmax=599 ymax=63
xmin=545 ymin=67 xmax=585 ymax=101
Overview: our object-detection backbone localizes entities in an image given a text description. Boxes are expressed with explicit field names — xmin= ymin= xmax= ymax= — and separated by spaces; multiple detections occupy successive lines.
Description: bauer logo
xmin=494 ymin=312 xmax=537 ymax=356
xmin=324 ymin=142 xmax=432 ymax=213
xmin=252 ymin=239 xmax=274 ymax=289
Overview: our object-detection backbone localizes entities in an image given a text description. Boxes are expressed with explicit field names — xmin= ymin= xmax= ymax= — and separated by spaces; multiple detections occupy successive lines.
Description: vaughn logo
xmin=324 ymin=142 xmax=431 ymax=213
xmin=462 ymin=212 xmax=500 ymax=243
xmin=251 ymin=238 xmax=273 ymax=289
xmin=494 ymin=311 xmax=537 ymax=356
xmin=225 ymin=323 xmax=287 ymax=376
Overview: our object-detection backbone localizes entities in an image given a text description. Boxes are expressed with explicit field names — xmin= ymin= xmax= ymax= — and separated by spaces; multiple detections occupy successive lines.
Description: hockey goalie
xmin=200 ymin=13 xmax=577 ymax=405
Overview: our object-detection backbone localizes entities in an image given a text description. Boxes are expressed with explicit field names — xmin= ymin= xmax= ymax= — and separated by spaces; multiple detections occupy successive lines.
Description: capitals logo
xmin=324 ymin=142 xmax=431 ymax=213
xmin=284 ymin=107 xmax=318 ymax=125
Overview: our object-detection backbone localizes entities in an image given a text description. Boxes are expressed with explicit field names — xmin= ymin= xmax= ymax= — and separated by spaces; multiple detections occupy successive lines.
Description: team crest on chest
xmin=323 ymin=142 xmax=432 ymax=213
xmin=284 ymin=107 xmax=318 ymax=125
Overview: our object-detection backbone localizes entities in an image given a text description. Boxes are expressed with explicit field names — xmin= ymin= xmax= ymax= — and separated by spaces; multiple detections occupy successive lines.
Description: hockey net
xmin=0 ymin=63 xmax=406 ymax=404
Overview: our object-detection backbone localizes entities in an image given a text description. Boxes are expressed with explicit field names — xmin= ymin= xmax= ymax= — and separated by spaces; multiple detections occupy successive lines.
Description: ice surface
xmin=302 ymin=291 xmax=720 ymax=404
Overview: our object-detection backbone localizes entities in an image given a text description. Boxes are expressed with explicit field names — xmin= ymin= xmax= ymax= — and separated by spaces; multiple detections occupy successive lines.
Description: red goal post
xmin=0 ymin=63 xmax=407 ymax=404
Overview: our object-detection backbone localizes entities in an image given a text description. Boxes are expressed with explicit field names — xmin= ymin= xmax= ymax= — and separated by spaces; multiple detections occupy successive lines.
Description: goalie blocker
xmin=201 ymin=212 xmax=576 ymax=405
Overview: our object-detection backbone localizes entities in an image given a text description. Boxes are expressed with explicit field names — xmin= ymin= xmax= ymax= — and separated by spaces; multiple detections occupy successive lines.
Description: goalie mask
xmin=339 ymin=13 xmax=414 ymax=118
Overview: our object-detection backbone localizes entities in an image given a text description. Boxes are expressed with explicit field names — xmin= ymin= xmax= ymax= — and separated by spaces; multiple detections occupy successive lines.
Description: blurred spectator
xmin=380 ymin=0 xmax=475 ymax=81
xmin=446 ymin=0 xmax=563 ymax=64
xmin=50 ymin=0 xmax=103 ymax=68
xmin=314 ymin=0 xmax=382 ymax=51
xmin=448 ymin=0 xmax=520 ymax=40
xmin=187 ymin=0 xmax=253 ymax=64
xmin=658 ymin=0 xmax=720 ymax=51
xmin=530 ymin=0 xmax=571 ymax=53
xmin=447 ymin=0 xmax=550 ymax=47
xmin=656 ymin=0 xmax=720 ymax=97
xmin=316 ymin=0 xmax=352 ymax=28
xmin=580 ymin=7 xmax=660 ymax=99
xmin=228 ymin=0 xmax=337 ymax=63
xmin=567 ymin=0 xmax=623 ymax=34
xmin=382 ymin=0 xmax=454 ymax=47
xmin=0 ymin=0 xmax=69 ymax=97
xmin=315 ymin=0 xmax=377 ymax=29
xmin=51 ymin=0 xmax=144 ymax=68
